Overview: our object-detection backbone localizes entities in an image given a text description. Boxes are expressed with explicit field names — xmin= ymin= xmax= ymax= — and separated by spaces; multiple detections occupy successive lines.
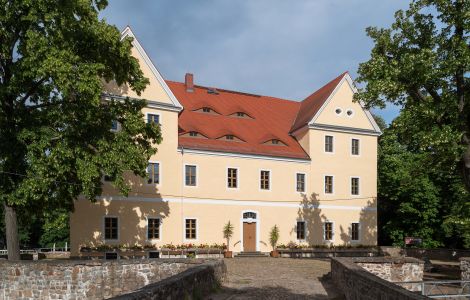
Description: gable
xmin=312 ymin=78 xmax=375 ymax=130
xmin=102 ymin=27 xmax=182 ymax=109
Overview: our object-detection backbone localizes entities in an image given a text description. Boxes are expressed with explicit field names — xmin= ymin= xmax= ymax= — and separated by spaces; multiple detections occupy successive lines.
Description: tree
xmin=355 ymin=0 xmax=470 ymax=190
xmin=0 ymin=0 xmax=160 ymax=260
xmin=223 ymin=221 xmax=234 ymax=251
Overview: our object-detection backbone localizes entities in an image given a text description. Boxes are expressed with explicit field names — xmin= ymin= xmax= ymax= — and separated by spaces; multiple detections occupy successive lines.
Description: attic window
xmin=335 ymin=108 xmax=342 ymax=115
xmin=237 ymin=112 xmax=245 ymax=117
xmin=226 ymin=135 xmax=234 ymax=140
xmin=202 ymin=107 xmax=211 ymax=113
xmin=207 ymin=88 xmax=219 ymax=95
xmin=189 ymin=131 xmax=198 ymax=137
xmin=264 ymin=139 xmax=286 ymax=146
xmin=195 ymin=107 xmax=219 ymax=115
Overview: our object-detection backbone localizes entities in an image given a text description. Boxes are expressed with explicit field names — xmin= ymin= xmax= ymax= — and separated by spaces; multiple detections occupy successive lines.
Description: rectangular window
xmin=147 ymin=162 xmax=160 ymax=184
xmin=296 ymin=173 xmax=305 ymax=192
xmin=260 ymin=170 xmax=270 ymax=190
xmin=185 ymin=219 xmax=197 ymax=239
xmin=185 ymin=165 xmax=197 ymax=186
xmin=296 ymin=221 xmax=306 ymax=240
xmin=147 ymin=218 xmax=160 ymax=239
xmin=104 ymin=217 xmax=118 ymax=240
xmin=324 ymin=222 xmax=333 ymax=241
xmin=147 ymin=114 xmax=160 ymax=124
xmin=324 ymin=176 xmax=333 ymax=194
xmin=351 ymin=223 xmax=360 ymax=241
xmin=351 ymin=177 xmax=359 ymax=195
xmin=352 ymin=139 xmax=360 ymax=155
xmin=227 ymin=168 xmax=238 ymax=188
xmin=111 ymin=120 xmax=119 ymax=131
xmin=325 ymin=135 xmax=334 ymax=153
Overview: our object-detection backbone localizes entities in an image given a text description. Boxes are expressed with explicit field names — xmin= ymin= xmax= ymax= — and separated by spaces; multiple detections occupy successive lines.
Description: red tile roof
xmin=290 ymin=72 xmax=347 ymax=132
xmin=166 ymin=72 xmax=346 ymax=160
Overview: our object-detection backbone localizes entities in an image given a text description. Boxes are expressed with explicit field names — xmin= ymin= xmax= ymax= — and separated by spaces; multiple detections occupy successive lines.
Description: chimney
xmin=185 ymin=73 xmax=194 ymax=92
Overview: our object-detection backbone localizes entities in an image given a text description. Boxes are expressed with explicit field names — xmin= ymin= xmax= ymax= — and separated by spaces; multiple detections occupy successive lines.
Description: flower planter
xmin=270 ymin=250 xmax=280 ymax=258
xmin=224 ymin=251 xmax=233 ymax=258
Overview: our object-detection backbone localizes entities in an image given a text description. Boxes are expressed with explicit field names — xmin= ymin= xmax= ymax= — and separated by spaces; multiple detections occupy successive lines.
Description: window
xmin=324 ymin=222 xmax=333 ymax=241
xmin=243 ymin=212 xmax=257 ymax=219
xmin=260 ymin=170 xmax=270 ymax=190
xmin=147 ymin=218 xmax=160 ymax=239
xmin=111 ymin=120 xmax=119 ymax=131
xmin=297 ymin=221 xmax=306 ymax=240
xmin=237 ymin=112 xmax=245 ymax=117
xmin=147 ymin=163 xmax=160 ymax=184
xmin=185 ymin=219 xmax=197 ymax=239
xmin=296 ymin=173 xmax=305 ymax=192
xmin=104 ymin=217 xmax=118 ymax=240
xmin=351 ymin=177 xmax=359 ymax=195
xmin=226 ymin=135 xmax=234 ymax=140
xmin=227 ymin=168 xmax=238 ymax=188
xmin=352 ymin=139 xmax=360 ymax=155
xmin=189 ymin=131 xmax=198 ymax=137
xmin=202 ymin=107 xmax=211 ymax=113
xmin=325 ymin=136 xmax=334 ymax=152
xmin=147 ymin=114 xmax=159 ymax=124
xmin=185 ymin=165 xmax=197 ymax=186
xmin=351 ymin=223 xmax=360 ymax=241
xmin=324 ymin=176 xmax=333 ymax=194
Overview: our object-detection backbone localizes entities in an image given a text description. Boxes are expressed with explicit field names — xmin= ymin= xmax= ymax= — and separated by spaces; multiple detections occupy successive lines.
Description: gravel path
xmin=206 ymin=257 xmax=342 ymax=300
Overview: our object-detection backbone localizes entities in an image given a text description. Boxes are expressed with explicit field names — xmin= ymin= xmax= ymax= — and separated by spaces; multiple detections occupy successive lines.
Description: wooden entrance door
xmin=243 ymin=222 xmax=256 ymax=252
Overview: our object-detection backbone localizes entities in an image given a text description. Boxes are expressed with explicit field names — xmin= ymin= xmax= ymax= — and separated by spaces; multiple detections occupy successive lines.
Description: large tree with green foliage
xmin=356 ymin=0 xmax=469 ymax=189
xmin=0 ymin=0 xmax=160 ymax=260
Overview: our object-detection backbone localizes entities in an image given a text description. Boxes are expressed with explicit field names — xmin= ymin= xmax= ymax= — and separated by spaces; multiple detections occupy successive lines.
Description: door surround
xmin=240 ymin=210 xmax=260 ymax=252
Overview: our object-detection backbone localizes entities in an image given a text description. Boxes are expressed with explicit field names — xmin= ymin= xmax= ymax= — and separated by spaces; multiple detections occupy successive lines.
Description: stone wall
xmin=110 ymin=260 xmax=226 ymax=300
xmin=331 ymin=257 xmax=426 ymax=300
xmin=461 ymin=257 xmax=470 ymax=280
xmin=0 ymin=258 xmax=225 ymax=300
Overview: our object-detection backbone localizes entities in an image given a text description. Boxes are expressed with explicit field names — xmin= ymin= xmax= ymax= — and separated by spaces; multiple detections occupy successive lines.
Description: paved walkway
xmin=206 ymin=257 xmax=342 ymax=300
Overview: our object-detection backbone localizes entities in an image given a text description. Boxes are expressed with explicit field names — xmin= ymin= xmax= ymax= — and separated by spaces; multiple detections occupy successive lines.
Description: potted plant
xmin=223 ymin=221 xmax=234 ymax=258
xmin=269 ymin=225 xmax=280 ymax=258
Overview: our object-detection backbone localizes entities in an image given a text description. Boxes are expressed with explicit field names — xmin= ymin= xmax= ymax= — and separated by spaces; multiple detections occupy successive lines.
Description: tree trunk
xmin=4 ymin=203 xmax=20 ymax=260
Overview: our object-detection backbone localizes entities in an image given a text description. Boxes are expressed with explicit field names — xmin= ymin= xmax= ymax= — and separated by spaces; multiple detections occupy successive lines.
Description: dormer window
xmin=182 ymin=131 xmax=207 ymax=139
xmin=195 ymin=107 xmax=219 ymax=115
xmin=189 ymin=131 xmax=198 ymax=137
xmin=226 ymin=135 xmax=234 ymax=140
xmin=230 ymin=111 xmax=253 ymax=119
xmin=264 ymin=139 xmax=285 ymax=146
xmin=237 ymin=112 xmax=245 ymax=117
xmin=202 ymin=107 xmax=211 ymax=113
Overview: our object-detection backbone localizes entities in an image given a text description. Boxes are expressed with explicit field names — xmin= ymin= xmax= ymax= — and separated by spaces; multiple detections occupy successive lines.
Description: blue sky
xmin=101 ymin=0 xmax=409 ymax=124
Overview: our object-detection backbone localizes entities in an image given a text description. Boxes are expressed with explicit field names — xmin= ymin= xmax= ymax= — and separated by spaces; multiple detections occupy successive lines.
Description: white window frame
xmin=351 ymin=137 xmax=361 ymax=156
xmin=323 ymin=174 xmax=335 ymax=195
xmin=351 ymin=222 xmax=361 ymax=243
xmin=226 ymin=166 xmax=239 ymax=190
xmin=183 ymin=164 xmax=198 ymax=187
xmin=146 ymin=217 xmax=162 ymax=241
xmin=103 ymin=215 xmax=119 ymax=242
xmin=146 ymin=160 xmax=162 ymax=186
xmin=259 ymin=169 xmax=271 ymax=191
xmin=350 ymin=176 xmax=360 ymax=196
xmin=296 ymin=220 xmax=307 ymax=242
xmin=295 ymin=172 xmax=307 ymax=193
xmin=323 ymin=221 xmax=335 ymax=242
xmin=146 ymin=112 xmax=161 ymax=125
xmin=183 ymin=217 xmax=198 ymax=242
xmin=324 ymin=134 xmax=335 ymax=154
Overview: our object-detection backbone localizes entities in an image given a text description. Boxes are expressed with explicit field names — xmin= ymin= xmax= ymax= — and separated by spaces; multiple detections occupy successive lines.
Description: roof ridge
xmin=164 ymin=80 xmax=298 ymax=104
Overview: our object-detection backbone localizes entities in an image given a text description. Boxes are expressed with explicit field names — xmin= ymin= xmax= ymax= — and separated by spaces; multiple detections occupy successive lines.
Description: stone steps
xmin=234 ymin=251 xmax=269 ymax=258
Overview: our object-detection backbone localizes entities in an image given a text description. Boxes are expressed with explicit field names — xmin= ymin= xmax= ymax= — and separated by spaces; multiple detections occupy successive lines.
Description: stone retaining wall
xmin=110 ymin=260 xmax=226 ymax=300
xmin=0 ymin=258 xmax=225 ymax=300
xmin=331 ymin=257 xmax=426 ymax=300
xmin=461 ymin=257 xmax=470 ymax=280
xmin=278 ymin=248 xmax=379 ymax=258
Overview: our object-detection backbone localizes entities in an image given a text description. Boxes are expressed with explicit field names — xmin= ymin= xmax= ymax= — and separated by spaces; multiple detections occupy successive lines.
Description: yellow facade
xmin=70 ymin=27 xmax=380 ymax=255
